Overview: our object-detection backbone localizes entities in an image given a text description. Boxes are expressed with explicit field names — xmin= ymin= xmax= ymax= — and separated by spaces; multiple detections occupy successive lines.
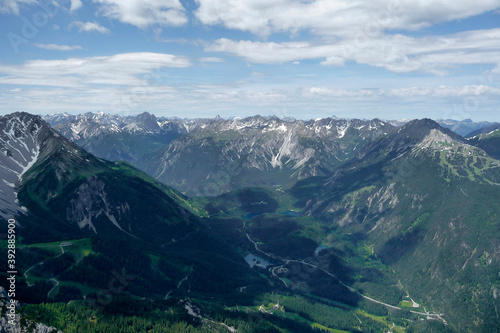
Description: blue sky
xmin=1 ymin=0 xmax=500 ymax=121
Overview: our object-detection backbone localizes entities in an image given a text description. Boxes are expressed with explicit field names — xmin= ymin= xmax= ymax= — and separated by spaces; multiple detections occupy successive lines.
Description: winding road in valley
xmin=23 ymin=242 xmax=73 ymax=290
xmin=47 ymin=278 xmax=59 ymax=298
xmin=245 ymin=231 xmax=447 ymax=325
xmin=24 ymin=262 xmax=44 ymax=287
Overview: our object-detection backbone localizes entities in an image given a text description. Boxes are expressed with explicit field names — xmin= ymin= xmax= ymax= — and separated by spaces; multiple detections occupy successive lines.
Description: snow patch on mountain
xmin=337 ymin=121 xmax=350 ymax=138
xmin=43 ymin=112 xmax=397 ymax=196
xmin=0 ymin=113 xmax=47 ymax=219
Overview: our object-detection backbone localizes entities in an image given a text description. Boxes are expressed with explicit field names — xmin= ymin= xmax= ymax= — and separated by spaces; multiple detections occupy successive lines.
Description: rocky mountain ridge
xmin=0 ymin=113 xmax=60 ymax=219
xmin=291 ymin=118 xmax=500 ymax=331
xmin=44 ymin=112 xmax=397 ymax=195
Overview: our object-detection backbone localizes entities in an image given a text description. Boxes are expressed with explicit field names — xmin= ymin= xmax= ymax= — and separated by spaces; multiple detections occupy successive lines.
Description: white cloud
xmin=199 ymin=57 xmax=225 ymax=63
xmin=0 ymin=52 xmax=194 ymax=116
xmin=207 ymin=39 xmax=327 ymax=64
xmin=304 ymin=85 xmax=500 ymax=98
xmin=0 ymin=0 xmax=83 ymax=15
xmin=0 ymin=0 xmax=35 ymax=15
xmin=159 ymin=38 xmax=201 ymax=45
xmin=238 ymin=90 xmax=288 ymax=104
xmin=34 ymin=44 xmax=83 ymax=51
xmin=70 ymin=0 xmax=83 ymax=12
xmin=195 ymin=0 xmax=500 ymax=37
xmin=0 ymin=52 xmax=191 ymax=88
xmin=93 ymin=0 xmax=188 ymax=29
xmin=304 ymin=87 xmax=381 ymax=98
xmin=69 ymin=21 xmax=111 ymax=34
xmin=206 ymin=28 xmax=500 ymax=75
xmin=320 ymin=56 xmax=345 ymax=66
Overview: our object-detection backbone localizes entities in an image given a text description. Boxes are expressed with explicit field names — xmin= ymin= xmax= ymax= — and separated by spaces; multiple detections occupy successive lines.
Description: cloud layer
xmin=195 ymin=0 xmax=500 ymax=37
xmin=0 ymin=0 xmax=35 ymax=15
xmin=207 ymin=28 xmax=500 ymax=75
xmin=93 ymin=0 xmax=188 ymax=28
xmin=0 ymin=53 xmax=191 ymax=87
xmin=34 ymin=44 xmax=83 ymax=51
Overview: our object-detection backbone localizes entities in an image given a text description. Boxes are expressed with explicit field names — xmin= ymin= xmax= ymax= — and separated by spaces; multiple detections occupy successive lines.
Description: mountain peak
xmin=123 ymin=112 xmax=161 ymax=133
xmin=351 ymin=118 xmax=466 ymax=164
xmin=5 ymin=111 xmax=43 ymax=123
xmin=0 ymin=112 xmax=55 ymax=219
xmin=399 ymin=118 xmax=464 ymax=143
xmin=404 ymin=117 xmax=440 ymax=128
xmin=136 ymin=111 xmax=154 ymax=119
xmin=0 ymin=112 xmax=53 ymax=145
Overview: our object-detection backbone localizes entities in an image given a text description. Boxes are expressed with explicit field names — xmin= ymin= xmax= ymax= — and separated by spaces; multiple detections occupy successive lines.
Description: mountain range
xmin=43 ymin=112 xmax=499 ymax=197
xmin=1 ymin=111 xmax=499 ymax=332
xmin=436 ymin=118 xmax=498 ymax=137
xmin=45 ymin=112 xmax=396 ymax=195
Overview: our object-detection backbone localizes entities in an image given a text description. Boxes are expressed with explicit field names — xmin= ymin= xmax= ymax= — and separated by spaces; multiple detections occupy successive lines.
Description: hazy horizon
xmin=2 ymin=110 xmax=499 ymax=124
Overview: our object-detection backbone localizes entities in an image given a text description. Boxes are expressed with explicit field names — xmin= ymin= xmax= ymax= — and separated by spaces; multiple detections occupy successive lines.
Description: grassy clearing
xmin=393 ymin=326 xmax=406 ymax=333
xmin=23 ymin=238 xmax=94 ymax=260
xmin=262 ymin=309 xmax=351 ymax=333
xmin=356 ymin=309 xmax=389 ymax=326
xmin=363 ymin=244 xmax=375 ymax=256
xmin=311 ymin=323 xmax=350 ymax=333
xmin=147 ymin=254 xmax=161 ymax=270
xmin=23 ymin=238 xmax=94 ymax=286
xmin=400 ymin=300 xmax=413 ymax=308
xmin=294 ymin=216 xmax=327 ymax=244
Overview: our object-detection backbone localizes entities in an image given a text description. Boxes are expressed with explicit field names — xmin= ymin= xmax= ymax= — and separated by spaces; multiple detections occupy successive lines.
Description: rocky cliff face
xmin=44 ymin=112 xmax=396 ymax=195
xmin=0 ymin=112 xmax=198 ymax=242
xmin=65 ymin=176 xmax=131 ymax=235
xmin=143 ymin=116 xmax=395 ymax=195
xmin=0 ymin=113 xmax=56 ymax=220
